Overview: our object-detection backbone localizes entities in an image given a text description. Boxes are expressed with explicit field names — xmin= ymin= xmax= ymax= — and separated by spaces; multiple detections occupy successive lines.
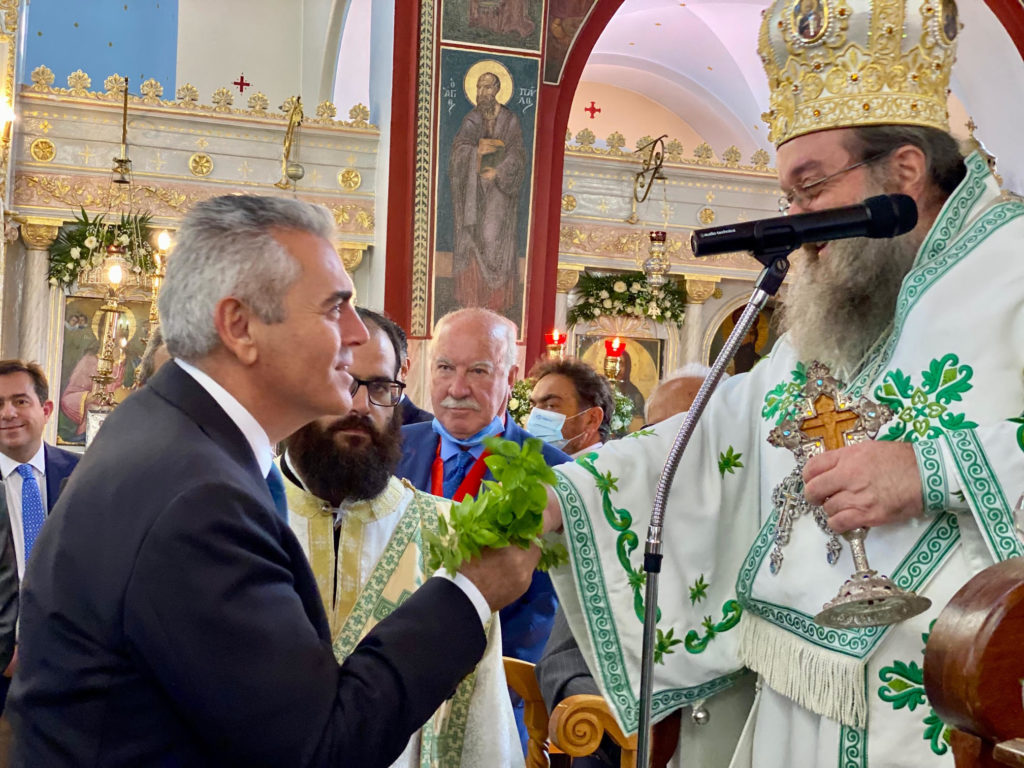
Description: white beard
xmin=781 ymin=232 xmax=918 ymax=378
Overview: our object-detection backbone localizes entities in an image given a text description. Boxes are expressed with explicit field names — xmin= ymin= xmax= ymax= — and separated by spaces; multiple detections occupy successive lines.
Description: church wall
xmin=176 ymin=0 xmax=303 ymax=111
xmin=6 ymin=74 xmax=379 ymax=445
xmin=23 ymin=0 xmax=178 ymax=95
xmin=565 ymin=81 xmax=703 ymax=155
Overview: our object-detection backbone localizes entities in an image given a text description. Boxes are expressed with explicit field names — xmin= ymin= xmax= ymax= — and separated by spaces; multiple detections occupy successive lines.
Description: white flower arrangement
xmin=48 ymin=209 xmax=157 ymax=290
xmin=567 ymin=270 xmax=686 ymax=327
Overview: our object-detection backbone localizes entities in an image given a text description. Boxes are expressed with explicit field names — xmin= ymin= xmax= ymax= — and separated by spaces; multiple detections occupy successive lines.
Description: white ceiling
xmin=584 ymin=0 xmax=1024 ymax=189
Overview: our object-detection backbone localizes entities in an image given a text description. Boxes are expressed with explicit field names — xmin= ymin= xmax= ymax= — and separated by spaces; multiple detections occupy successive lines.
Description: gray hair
xmin=159 ymin=195 xmax=337 ymax=361
xmin=662 ymin=363 xmax=725 ymax=383
xmin=430 ymin=307 xmax=518 ymax=373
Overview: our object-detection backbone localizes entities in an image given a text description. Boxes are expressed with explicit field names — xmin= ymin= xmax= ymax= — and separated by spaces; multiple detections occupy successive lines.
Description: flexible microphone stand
xmin=635 ymin=248 xmax=791 ymax=767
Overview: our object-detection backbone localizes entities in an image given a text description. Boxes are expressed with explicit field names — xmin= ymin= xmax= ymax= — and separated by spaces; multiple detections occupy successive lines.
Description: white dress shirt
xmin=0 ymin=443 xmax=48 ymax=580
xmin=174 ymin=359 xmax=273 ymax=477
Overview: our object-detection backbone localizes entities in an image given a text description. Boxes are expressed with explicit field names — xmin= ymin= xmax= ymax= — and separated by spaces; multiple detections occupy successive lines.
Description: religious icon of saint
xmin=449 ymin=61 xmax=526 ymax=319
xmin=792 ymin=0 xmax=826 ymax=42
xmin=940 ymin=0 xmax=959 ymax=42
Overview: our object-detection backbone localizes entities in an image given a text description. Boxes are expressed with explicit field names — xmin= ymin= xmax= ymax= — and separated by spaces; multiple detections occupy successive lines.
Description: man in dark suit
xmin=8 ymin=195 xmax=540 ymax=767
xmin=395 ymin=306 xmax=569 ymax=753
xmin=0 ymin=359 xmax=79 ymax=713
xmin=384 ymin=313 xmax=433 ymax=426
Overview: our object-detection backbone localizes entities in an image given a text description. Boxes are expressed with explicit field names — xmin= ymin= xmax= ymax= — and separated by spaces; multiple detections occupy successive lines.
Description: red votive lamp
xmin=604 ymin=336 xmax=625 ymax=357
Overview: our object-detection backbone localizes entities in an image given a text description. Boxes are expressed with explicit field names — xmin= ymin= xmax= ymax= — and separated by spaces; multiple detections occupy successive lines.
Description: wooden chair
xmin=924 ymin=557 xmax=1024 ymax=767
xmin=503 ymin=657 xmax=681 ymax=768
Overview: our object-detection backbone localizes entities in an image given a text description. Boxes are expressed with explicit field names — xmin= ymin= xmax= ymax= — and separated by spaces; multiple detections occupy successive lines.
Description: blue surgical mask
xmin=525 ymin=407 xmax=567 ymax=445
xmin=431 ymin=415 xmax=504 ymax=449
xmin=526 ymin=407 xmax=596 ymax=452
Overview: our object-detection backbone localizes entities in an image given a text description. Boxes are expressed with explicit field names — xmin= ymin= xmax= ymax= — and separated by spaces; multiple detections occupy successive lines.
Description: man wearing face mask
xmin=526 ymin=357 xmax=614 ymax=457
xmin=395 ymin=307 xmax=569 ymax=754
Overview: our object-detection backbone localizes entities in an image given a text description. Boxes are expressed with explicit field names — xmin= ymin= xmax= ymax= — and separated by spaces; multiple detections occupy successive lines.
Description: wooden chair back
xmin=924 ymin=557 xmax=1024 ymax=767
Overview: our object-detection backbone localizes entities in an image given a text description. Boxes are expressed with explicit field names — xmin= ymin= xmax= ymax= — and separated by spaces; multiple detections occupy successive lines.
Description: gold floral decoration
xmin=693 ymin=142 xmax=714 ymax=162
xmin=188 ymin=152 xmax=214 ymax=177
xmin=605 ymin=132 xmax=626 ymax=153
xmin=30 ymin=138 xmax=56 ymax=162
xmin=565 ymin=128 xmax=573 ymax=144
xmin=316 ymin=100 xmax=337 ymax=120
xmin=574 ymin=128 xmax=596 ymax=147
xmin=280 ymin=96 xmax=300 ymax=114
xmin=348 ymin=103 xmax=370 ymax=126
xmin=338 ymin=168 xmax=361 ymax=190
xmin=67 ymin=70 xmax=91 ymax=95
xmin=561 ymin=193 xmax=577 ymax=212
xmin=355 ymin=210 xmax=373 ymax=230
xmin=139 ymin=78 xmax=163 ymax=101
xmin=664 ymin=139 xmax=685 ymax=162
xmin=103 ymin=74 xmax=127 ymax=95
xmin=722 ymin=146 xmax=742 ymax=167
xmin=636 ymin=135 xmax=654 ymax=151
xmin=211 ymin=87 xmax=234 ymax=111
xmin=697 ymin=206 xmax=716 ymax=225
xmin=31 ymin=65 xmax=54 ymax=89
xmin=247 ymin=92 xmax=269 ymax=112
xmin=751 ymin=148 xmax=771 ymax=169
xmin=175 ymin=83 xmax=199 ymax=104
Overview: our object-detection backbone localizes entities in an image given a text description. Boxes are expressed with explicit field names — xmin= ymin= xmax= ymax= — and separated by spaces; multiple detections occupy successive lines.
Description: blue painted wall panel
xmin=23 ymin=0 xmax=178 ymax=94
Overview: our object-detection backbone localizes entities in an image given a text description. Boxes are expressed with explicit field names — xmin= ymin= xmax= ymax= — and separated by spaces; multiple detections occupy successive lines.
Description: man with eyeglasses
xmin=278 ymin=306 xmax=523 ymax=767
xmin=537 ymin=0 xmax=1024 ymax=765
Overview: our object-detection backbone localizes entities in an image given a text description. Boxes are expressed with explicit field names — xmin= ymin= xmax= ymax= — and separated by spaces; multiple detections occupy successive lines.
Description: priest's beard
xmin=782 ymin=232 xmax=918 ymax=376
xmin=287 ymin=410 xmax=403 ymax=507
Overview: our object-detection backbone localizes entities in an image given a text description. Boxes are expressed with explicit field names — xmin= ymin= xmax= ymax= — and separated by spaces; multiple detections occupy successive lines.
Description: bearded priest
xmin=540 ymin=0 xmax=1024 ymax=765
xmin=279 ymin=307 xmax=522 ymax=768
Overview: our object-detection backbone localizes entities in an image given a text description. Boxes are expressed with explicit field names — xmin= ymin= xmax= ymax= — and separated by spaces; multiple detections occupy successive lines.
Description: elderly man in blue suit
xmin=0 ymin=360 xmax=79 ymax=713
xmin=396 ymin=306 xmax=569 ymax=752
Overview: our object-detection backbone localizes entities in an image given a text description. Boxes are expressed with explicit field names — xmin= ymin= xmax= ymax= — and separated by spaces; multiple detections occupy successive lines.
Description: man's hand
xmin=459 ymin=543 xmax=542 ymax=613
xmin=803 ymin=441 xmax=923 ymax=534
xmin=543 ymin=486 xmax=564 ymax=534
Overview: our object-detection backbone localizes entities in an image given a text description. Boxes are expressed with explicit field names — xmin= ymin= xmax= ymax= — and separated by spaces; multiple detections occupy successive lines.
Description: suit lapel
xmin=43 ymin=444 xmax=77 ymax=513
xmin=146 ymin=362 xmax=269 ymax=492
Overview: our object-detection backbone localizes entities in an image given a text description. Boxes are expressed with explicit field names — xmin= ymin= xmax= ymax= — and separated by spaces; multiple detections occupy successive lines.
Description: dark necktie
xmin=265 ymin=464 xmax=289 ymax=521
xmin=17 ymin=464 xmax=45 ymax=561
xmin=443 ymin=449 xmax=476 ymax=499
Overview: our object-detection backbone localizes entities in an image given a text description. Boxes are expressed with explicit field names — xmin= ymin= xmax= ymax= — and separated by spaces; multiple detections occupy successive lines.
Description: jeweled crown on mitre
xmin=758 ymin=0 xmax=960 ymax=146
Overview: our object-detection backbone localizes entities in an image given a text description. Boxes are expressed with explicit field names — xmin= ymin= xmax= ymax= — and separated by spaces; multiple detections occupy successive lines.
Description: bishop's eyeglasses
xmin=778 ymin=150 xmax=891 ymax=214
xmin=349 ymin=376 xmax=406 ymax=407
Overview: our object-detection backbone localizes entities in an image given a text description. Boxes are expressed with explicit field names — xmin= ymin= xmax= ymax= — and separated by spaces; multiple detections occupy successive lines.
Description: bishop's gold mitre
xmin=759 ymin=0 xmax=961 ymax=146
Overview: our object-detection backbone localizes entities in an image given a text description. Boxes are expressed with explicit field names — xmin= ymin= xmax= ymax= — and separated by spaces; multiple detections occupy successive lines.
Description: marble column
xmin=683 ymin=276 xmax=720 ymax=364
xmin=553 ymin=267 xmax=580 ymax=334
xmin=18 ymin=222 xmax=59 ymax=367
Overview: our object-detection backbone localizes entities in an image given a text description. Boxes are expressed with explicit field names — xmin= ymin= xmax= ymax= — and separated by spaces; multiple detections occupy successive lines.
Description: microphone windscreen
xmin=864 ymin=194 xmax=918 ymax=238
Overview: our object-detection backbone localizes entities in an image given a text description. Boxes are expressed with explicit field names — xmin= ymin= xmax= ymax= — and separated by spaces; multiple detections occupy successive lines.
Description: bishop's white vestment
xmin=549 ymin=153 xmax=1024 ymax=767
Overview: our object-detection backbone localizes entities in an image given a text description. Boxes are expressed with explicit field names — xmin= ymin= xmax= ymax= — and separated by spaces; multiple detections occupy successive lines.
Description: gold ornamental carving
xmin=339 ymin=244 xmax=366 ymax=273
xmin=30 ymin=138 xmax=56 ymax=162
xmin=23 ymin=66 xmax=375 ymax=130
xmin=697 ymin=207 xmax=716 ymax=225
xmin=338 ymin=168 xmax=361 ymax=191
xmin=188 ymin=153 xmax=213 ymax=177
xmin=561 ymin=193 xmax=577 ymax=212
xmin=684 ymin=277 xmax=720 ymax=305
xmin=20 ymin=222 xmax=59 ymax=250
xmin=555 ymin=268 xmax=580 ymax=294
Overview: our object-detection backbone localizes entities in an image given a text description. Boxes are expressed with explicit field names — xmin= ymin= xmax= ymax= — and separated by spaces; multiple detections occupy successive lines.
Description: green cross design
xmin=874 ymin=354 xmax=977 ymax=442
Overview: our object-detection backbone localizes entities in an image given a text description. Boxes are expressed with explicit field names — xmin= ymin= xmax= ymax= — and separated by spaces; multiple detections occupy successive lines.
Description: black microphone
xmin=690 ymin=194 xmax=918 ymax=258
